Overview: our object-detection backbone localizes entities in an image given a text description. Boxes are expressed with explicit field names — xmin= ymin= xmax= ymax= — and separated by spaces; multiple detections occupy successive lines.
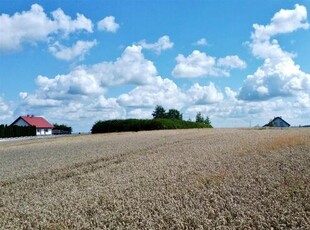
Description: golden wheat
xmin=0 ymin=128 xmax=309 ymax=229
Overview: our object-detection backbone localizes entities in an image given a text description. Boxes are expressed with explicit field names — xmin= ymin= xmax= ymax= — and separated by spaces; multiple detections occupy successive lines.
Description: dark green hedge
xmin=91 ymin=119 xmax=212 ymax=134
xmin=0 ymin=125 xmax=36 ymax=138
xmin=53 ymin=123 xmax=72 ymax=134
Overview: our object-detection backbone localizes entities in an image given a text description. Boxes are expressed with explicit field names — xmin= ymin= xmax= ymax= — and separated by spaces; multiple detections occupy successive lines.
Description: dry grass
xmin=0 ymin=128 xmax=310 ymax=229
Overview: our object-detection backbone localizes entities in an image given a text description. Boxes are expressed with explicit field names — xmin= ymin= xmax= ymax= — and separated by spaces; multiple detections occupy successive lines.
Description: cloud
xmin=49 ymin=40 xmax=97 ymax=61
xmin=117 ymin=76 xmax=187 ymax=109
xmin=51 ymin=8 xmax=93 ymax=35
xmin=0 ymin=4 xmax=93 ymax=53
xmin=239 ymin=4 xmax=310 ymax=101
xmin=25 ymin=45 xmax=156 ymax=100
xmin=187 ymin=82 xmax=224 ymax=104
xmin=17 ymin=45 xmax=157 ymax=125
xmin=138 ymin=35 xmax=174 ymax=54
xmin=172 ymin=50 xmax=224 ymax=77
xmin=217 ymin=55 xmax=247 ymax=69
xmin=126 ymin=108 xmax=153 ymax=119
xmin=294 ymin=92 xmax=310 ymax=108
xmin=89 ymin=45 xmax=157 ymax=86
xmin=193 ymin=38 xmax=208 ymax=46
xmin=172 ymin=50 xmax=245 ymax=78
xmin=19 ymin=67 xmax=105 ymax=109
xmin=97 ymin=16 xmax=120 ymax=33
xmin=19 ymin=92 xmax=62 ymax=107
xmin=225 ymin=87 xmax=238 ymax=100
xmin=36 ymin=68 xmax=104 ymax=99
xmin=0 ymin=97 xmax=12 ymax=121
xmin=251 ymin=4 xmax=309 ymax=42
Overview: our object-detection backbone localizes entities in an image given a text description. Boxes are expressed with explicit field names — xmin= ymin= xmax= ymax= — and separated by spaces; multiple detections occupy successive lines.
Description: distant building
xmin=264 ymin=117 xmax=290 ymax=128
xmin=11 ymin=115 xmax=53 ymax=135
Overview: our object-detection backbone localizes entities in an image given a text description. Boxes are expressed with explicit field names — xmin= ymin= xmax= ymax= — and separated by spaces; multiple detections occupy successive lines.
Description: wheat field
xmin=0 ymin=128 xmax=309 ymax=229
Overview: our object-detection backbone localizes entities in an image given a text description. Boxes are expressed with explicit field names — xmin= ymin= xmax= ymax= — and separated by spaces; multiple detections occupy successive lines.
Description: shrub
xmin=0 ymin=125 xmax=36 ymax=138
xmin=53 ymin=123 xmax=72 ymax=135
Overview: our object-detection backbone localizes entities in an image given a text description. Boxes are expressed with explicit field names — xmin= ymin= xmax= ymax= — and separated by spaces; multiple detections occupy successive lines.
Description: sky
xmin=1 ymin=0 xmax=310 ymax=132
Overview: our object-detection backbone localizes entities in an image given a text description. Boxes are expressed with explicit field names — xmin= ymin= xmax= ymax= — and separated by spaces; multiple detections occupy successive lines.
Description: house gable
xmin=264 ymin=117 xmax=290 ymax=127
xmin=12 ymin=117 xmax=30 ymax=126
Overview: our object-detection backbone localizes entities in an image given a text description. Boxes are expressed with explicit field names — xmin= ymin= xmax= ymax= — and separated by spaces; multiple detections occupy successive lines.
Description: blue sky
xmin=1 ymin=0 xmax=310 ymax=131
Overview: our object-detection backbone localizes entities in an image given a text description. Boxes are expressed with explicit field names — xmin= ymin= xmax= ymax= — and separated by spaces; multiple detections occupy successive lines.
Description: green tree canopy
xmin=166 ymin=109 xmax=182 ymax=120
xmin=196 ymin=112 xmax=212 ymax=126
xmin=53 ymin=123 xmax=72 ymax=133
xmin=195 ymin=112 xmax=205 ymax=123
xmin=152 ymin=105 xmax=167 ymax=119
xmin=205 ymin=116 xmax=211 ymax=126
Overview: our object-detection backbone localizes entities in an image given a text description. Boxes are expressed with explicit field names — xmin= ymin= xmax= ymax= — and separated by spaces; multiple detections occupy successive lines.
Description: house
xmin=11 ymin=115 xmax=53 ymax=135
xmin=264 ymin=117 xmax=290 ymax=128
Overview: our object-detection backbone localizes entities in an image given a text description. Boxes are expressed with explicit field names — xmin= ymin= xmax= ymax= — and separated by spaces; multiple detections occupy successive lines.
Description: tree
xmin=205 ymin=116 xmax=211 ymax=126
xmin=196 ymin=112 xmax=212 ymax=126
xmin=152 ymin=105 xmax=167 ymax=119
xmin=166 ymin=109 xmax=182 ymax=120
xmin=195 ymin=112 xmax=205 ymax=123
xmin=53 ymin=123 xmax=72 ymax=134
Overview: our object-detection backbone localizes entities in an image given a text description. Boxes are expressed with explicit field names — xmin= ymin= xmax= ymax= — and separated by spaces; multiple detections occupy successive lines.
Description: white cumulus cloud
xmin=172 ymin=50 xmax=223 ymax=78
xmin=217 ymin=55 xmax=247 ymax=69
xmin=239 ymin=4 xmax=310 ymax=101
xmin=193 ymin=38 xmax=208 ymax=46
xmin=89 ymin=45 xmax=157 ymax=86
xmin=0 ymin=97 xmax=12 ymax=121
xmin=49 ymin=40 xmax=97 ymax=61
xmin=138 ymin=35 xmax=174 ymax=54
xmin=19 ymin=92 xmax=62 ymax=107
xmin=0 ymin=4 xmax=93 ymax=53
xmin=51 ymin=8 xmax=93 ymax=35
xmin=36 ymin=69 xmax=104 ymax=99
xmin=117 ymin=76 xmax=187 ymax=109
xmin=252 ymin=4 xmax=309 ymax=42
xmin=187 ymin=82 xmax=224 ymax=104
xmin=172 ymin=50 xmax=245 ymax=78
xmin=97 ymin=16 xmax=120 ymax=33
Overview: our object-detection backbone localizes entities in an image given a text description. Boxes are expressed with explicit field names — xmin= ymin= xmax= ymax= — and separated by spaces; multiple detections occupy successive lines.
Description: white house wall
xmin=36 ymin=129 xmax=52 ymax=136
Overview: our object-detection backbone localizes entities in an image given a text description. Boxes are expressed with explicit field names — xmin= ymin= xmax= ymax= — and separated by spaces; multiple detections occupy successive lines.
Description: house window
xmin=44 ymin=129 xmax=48 ymax=133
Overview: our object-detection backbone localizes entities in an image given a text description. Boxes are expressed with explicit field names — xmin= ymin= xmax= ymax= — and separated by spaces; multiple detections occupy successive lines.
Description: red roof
xmin=15 ymin=116 xmax=53 ymax=129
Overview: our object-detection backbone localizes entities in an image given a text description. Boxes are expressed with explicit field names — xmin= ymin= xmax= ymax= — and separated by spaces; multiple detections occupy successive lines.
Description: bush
xmin=91 ymin=119 xmax=212 ymax=134
xmin=0 ymin=125 xmax=36 ymax=138
xmin=53 ymin=123 xmax=72 ymax=135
